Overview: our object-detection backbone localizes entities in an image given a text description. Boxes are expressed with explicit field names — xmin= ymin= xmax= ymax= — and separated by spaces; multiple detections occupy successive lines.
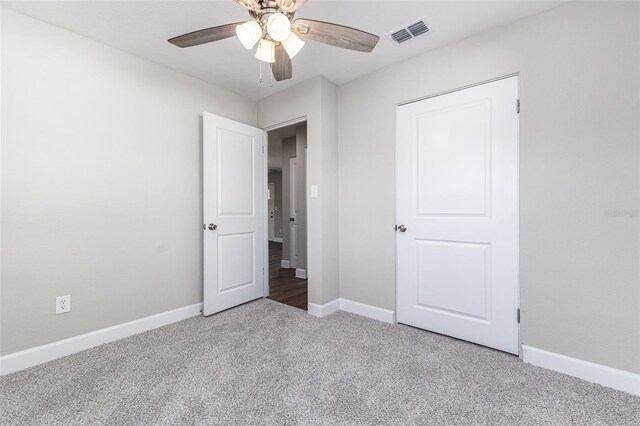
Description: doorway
xmin=266 ymin=122 xmax=308 ymax=310
xmin=395 ymin=76 xmax=520 ymax=354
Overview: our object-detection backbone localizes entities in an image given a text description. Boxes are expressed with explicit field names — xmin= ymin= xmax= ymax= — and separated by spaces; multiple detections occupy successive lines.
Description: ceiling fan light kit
xmin=169 ymin=0 xmax=381 ymax=82
xmin=281 ymin=32 xmax=304 ymax=59
xmin=266 ymin=12 xmax=291 ymax=41
xmin=236 ymin=20 xmax=263 ymax=49
xmin=255 ymin=39 xmax=276 ymax=63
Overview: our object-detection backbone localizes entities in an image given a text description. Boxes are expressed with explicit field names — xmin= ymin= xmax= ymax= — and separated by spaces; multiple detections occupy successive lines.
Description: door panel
xmin=416 ymin=240 xmax=490 ymax=320
xmin=416 ymin=100 xmax=490 ymax=216
xmin=218 ymin=233 xmax=255 ymax=293
xmin=217 ymin=129 xmax=255 ymax=215
xmin=396 ymin=77 xmax=519 ymax=354
xmin=204 ymin=112 xmax=266 ymax=316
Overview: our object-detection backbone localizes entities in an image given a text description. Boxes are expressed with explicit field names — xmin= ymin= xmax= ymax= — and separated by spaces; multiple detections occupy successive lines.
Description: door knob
xmin=208 ymin=223 xmax=218 ymax=231
xmin=396 ymin=225 xmax=407 ymax=232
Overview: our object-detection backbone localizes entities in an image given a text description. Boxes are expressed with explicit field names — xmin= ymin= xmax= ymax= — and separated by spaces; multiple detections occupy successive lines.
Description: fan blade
xmin=272 ymin=44 xmax=293 ymax=81
xmin=168 ymin=23 xmax=242 ymax=48
xmin=293 ymin=19 xmax=380 ymax=53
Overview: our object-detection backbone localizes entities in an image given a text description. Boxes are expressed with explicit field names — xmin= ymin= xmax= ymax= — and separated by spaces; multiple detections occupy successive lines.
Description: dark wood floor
xmin=268 ymin=241 xmax=308 ymax=311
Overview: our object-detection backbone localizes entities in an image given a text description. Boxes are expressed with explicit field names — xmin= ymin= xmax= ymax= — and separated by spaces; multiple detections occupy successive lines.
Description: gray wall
xmin=0 ymin=10 xmax=257 ymax=355
xmin=338 ymin=1 xmax=639 ymax=373
xmin=267 ymin=171 xmax=282 ymax=239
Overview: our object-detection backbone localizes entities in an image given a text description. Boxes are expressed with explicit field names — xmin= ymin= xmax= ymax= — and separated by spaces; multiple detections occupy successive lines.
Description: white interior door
xmin=203 ymin=112 xmax=266 ymax=316
xmin=268 ymin=182 xmax=275 ymax=241
xmin=396 ymin=77 xmax=519 ymax=354
xmin=289 ymin=157 xmax=298 ymax=269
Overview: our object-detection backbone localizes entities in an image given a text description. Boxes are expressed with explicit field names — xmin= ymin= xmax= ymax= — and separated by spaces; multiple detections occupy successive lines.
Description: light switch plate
xmin=311 ymin=185 xmax=319 ymax=198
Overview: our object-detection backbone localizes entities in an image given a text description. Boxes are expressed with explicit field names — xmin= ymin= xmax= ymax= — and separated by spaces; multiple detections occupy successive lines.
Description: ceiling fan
xmin=168 ymin=0 xmax=380 ymax=82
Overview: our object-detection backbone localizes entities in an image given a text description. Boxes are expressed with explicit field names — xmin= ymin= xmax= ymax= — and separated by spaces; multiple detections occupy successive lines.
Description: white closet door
xmin=396 ymin=77 xmax=519 ymax=354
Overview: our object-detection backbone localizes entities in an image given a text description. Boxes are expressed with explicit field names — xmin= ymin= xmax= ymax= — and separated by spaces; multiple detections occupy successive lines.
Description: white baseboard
xmin=308 ymin=299 xmax=341 ymax=317
xmin=273 ymin=237 xmax=283 ymax=243
xmin=308 ymin=298 xmax=395 ymax=324
xmin=339 ymin=298 xmax=395 ymax=324
xmin=522 ymin=345 xmax=640 ymax=396
xmin=0 ymin=302 xmax=203 ymax=376
xmin=281 ymin=260 xmax=290 ymax=269
xmin=295 ymin=269 xmax=307 ymax=279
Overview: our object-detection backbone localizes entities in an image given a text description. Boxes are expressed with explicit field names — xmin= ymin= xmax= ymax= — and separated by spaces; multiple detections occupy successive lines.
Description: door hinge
xmin=516 ymin=99 xmax=520 ymax=114
xmin=517 ymin=308 xmax=521 ymax=324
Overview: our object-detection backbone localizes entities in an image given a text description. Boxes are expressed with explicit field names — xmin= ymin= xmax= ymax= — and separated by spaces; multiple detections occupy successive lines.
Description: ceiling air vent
xmin=387 ymin=18 xmax=430 ymax=45
xmin=407 ymin=21 xmax=429 ymax=37
xmin=391 ymin=28 xmax=412 ymax=44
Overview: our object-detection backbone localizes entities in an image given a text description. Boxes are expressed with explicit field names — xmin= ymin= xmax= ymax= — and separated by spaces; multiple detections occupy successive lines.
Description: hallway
xmin=268 ymin=241 xmax=308 ymax=311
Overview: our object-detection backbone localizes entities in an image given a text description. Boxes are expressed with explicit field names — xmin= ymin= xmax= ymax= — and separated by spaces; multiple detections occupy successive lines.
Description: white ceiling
xmin=2 ymin=0 xmax=566 ymax=101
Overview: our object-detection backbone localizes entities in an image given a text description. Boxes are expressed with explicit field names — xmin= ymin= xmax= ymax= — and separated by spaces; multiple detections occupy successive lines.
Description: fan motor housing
xmin=251 ymin=1 xmax=294 ymax=22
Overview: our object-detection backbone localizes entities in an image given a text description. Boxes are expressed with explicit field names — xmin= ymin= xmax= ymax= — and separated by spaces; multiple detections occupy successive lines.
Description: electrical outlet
xmin=56 ymin=295 xmax=71 ymax=314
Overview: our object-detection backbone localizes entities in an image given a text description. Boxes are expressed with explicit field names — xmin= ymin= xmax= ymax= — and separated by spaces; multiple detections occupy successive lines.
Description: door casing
xmin=262 ymin=116 xmax=308 ymax=301
xmin=289 ymin=156 xmax=298 ymax=269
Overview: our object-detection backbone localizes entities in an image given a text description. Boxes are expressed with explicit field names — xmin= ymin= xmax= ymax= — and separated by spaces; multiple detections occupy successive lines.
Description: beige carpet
xmin=1 ymin=299 xmax=638 ymax=425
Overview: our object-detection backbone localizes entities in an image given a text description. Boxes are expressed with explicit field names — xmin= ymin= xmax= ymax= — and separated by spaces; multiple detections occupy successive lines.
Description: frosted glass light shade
xmin=281 ymin=32 xmax=305 ymax=58
xmin=255 ymin=39 xmax=276 ymax=63
xmin=236 ymin=21 xmax=262 ymax=50
xmin=267 ymin=13 xmax=291 ymax=42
